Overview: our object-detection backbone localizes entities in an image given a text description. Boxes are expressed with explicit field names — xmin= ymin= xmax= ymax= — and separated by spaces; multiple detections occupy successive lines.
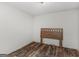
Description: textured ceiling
xmin=7 ymin=2 xmax=79 ymax=16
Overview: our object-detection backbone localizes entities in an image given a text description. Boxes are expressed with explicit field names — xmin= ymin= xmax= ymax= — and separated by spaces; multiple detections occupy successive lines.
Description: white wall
xmin=33 ymin=9 xmax=79 ymax=50
xmin=77 ymin=9 xmax=79 ymax=50
xmin=0 ymin=3 xmax=33 ymax=54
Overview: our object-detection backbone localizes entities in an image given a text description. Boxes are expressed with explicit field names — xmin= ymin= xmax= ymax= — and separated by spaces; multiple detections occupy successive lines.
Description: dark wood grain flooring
xmin=9 ymin=42 xmax=79 ymax=57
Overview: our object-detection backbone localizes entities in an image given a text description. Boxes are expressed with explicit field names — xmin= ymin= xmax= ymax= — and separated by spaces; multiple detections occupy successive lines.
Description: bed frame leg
xmin=59 ymin=40 xmax=62 ymax=47
xmin=41 ymin=38 xmax=43 ymax=44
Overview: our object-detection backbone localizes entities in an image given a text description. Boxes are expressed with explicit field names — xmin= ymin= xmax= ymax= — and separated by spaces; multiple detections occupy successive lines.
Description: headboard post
xmin=59 ymin=40 xmax=62 ymax=47
xmin=59 ymin=28 xmax=63 ymax=47
xmin=40 ymin=34 xmax=42 ymax=44
xmin=40 ymin=30 xmax=43 ymax=44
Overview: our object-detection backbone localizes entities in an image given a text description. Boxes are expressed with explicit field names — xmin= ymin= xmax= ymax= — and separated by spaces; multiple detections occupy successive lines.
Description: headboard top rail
xmin=41 ymin=28 xmax=63 ymax=33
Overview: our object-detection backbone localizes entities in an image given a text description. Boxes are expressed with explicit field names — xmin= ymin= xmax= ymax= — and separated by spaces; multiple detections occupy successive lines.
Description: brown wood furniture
xmin=40 ymin=28 xmax=63 ymax=47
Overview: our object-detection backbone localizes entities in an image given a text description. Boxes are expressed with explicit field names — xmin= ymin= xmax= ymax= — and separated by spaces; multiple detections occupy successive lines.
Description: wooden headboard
xmin=40 ymin=28 xmax=63 ymax=47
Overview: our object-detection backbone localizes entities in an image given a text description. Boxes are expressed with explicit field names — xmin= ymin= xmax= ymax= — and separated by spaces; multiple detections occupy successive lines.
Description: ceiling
xmin=7 ymin=2 xmax=79 ymax=16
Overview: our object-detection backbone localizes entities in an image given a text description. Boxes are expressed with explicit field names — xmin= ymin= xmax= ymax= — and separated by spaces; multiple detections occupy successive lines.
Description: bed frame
xmin=40 ymin=28 xmax=63 ymax=47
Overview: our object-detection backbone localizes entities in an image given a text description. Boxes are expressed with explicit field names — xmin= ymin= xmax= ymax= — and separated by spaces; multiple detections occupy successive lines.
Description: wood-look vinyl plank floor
xmin=9 ymin=42 xmax=79 ymax=57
